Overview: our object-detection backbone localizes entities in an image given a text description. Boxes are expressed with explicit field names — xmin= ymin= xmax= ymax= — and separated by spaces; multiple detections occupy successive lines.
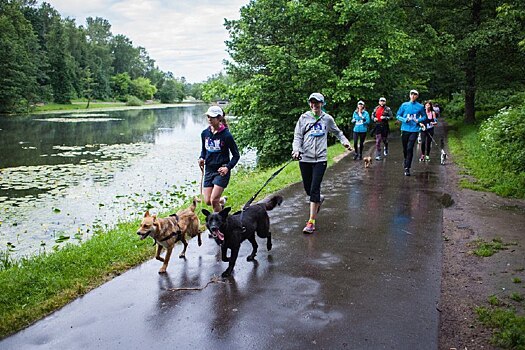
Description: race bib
xmin=356 ymin=120 xmax=364 ymax=125
xmin=309 ymin=122 xmax=325 ymax=137
xmin=205 ymin=137 xmax=222 ymax=153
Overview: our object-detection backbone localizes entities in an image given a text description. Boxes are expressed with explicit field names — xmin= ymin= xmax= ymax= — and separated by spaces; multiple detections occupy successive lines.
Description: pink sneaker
xmin=302 ymin=222 xmax=315 ymax=234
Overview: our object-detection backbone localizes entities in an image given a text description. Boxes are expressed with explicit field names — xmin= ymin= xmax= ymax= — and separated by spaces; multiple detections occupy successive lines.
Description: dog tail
xmin=265 ymin=195 xmax=283 ymax=211
xmin=190 ymin=196 xmax=200 ymax=212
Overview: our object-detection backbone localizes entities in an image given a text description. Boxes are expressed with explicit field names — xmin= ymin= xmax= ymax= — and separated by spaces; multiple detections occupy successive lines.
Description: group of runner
xmin=198 ymin=89 xmax=439 ymax=234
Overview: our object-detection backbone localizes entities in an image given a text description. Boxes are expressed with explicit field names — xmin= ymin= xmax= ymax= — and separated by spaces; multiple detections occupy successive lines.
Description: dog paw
xmin=156 ymin=257 xmax=165 ymax=262
xmin=198 ymin=240 xmax=202 ymax=246
xmin=221 ymin=270 xmax=231 ymax=278
xmin=158 ymin=268 xmax=167 ymax=274
xmin=267 ymin=243 xmax=272 ymax=251
xmin=247 ymin=255 xmax=256 ymax=261
xmin=222 ymin=257 xmax=230 ymax=262
xmin=179 ymin=254 xmax=186 ymax=259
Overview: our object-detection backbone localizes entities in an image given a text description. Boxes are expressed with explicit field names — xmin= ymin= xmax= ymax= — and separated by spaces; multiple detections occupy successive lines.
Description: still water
xmin=0 ymin=105 xmax=253 ymax=259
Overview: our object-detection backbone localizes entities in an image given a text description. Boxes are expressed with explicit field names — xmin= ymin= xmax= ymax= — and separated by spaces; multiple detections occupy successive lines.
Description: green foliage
xmin=0 ymin=1 xmax=39 ymax=113
xmin=158 ymin=78 xmax=185 ymax=103
xmin=201 ymin=73 xmax=231 ymax=102
xmin=129 ymin=77 xmax=156 ymax=101
xmin=479 ymin=105 xmax=525 ymax=173
xmin=448 ymin=118 xmax=525 ymax=198
xmin=513 ymin=277 xmax=522 ymax=283
xmin=472 ymin=238 xmax=506 ymax=257
xmin=125 ymin=95 xmax=143 ymax=106
xmin=510 ymin=293 xmax=524 ymax=302
xmin=110 ymin=72 xmax=132 ymax=100
xmin=477 ymin=306 xmax=525 ymax=349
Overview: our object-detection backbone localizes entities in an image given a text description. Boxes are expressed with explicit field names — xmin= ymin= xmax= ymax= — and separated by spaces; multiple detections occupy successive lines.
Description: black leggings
xmin=353 ymin=132 xmax=367 ymax=156
xmin=299 ymin=161 xmax=327 ymax=203
xmin=401 ymin=131 xmax=419 ymax=169
xmin=421 ymin=128 xmax=435 ymax=156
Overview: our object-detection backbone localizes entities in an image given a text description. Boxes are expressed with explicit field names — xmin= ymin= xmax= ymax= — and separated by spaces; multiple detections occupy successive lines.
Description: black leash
xmin=242 ymin=157 xmax=295 ymax=211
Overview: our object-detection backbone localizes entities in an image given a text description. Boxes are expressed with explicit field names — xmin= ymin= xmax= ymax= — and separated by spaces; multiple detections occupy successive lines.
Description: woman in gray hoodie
xmin=292 ymin=92 xmax=351 ymax=233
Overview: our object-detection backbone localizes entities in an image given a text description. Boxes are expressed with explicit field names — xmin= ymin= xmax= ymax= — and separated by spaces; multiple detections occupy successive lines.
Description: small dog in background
xmin=136 ymin=197 xmax=201 ymax=274
xmin=440 ymin=138 xmax=448 ymax=165
xmin=363 ymin=156 xmax=372 ymax=168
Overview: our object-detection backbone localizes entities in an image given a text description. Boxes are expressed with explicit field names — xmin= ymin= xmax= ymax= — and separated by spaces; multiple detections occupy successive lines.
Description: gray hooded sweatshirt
xmin=292 ymin=111 xmax=349 ymax=163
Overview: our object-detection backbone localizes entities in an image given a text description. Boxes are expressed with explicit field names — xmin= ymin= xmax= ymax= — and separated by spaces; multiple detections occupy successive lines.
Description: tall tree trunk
xmin=464 ymin=0 xmax=482 ymax=124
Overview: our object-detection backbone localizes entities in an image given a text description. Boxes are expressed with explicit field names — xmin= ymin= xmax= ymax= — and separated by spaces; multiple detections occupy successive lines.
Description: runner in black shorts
xmin=198 ymin=106 xmax=240 ymax=212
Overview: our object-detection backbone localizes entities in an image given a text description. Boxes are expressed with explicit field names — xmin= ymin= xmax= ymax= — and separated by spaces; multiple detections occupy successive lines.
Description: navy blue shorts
xmin=204 ymin=168 xmax=231 ymax=188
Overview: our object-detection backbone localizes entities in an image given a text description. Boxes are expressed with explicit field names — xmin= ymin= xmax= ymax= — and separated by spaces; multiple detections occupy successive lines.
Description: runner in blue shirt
xmin=396 ymin=90 xmax=426 ymax=176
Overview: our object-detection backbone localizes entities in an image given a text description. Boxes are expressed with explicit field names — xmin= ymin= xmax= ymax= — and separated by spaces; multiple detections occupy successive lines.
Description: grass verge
xmin=0 ymin=144 xmax=349 ymax=339
xmin=446 ymin=120 xmax=525 ymax=198
xmin=476 ymin=302 xmax=525 ymax=349
xmin=33 ymin=102 xmax=126 ymax=112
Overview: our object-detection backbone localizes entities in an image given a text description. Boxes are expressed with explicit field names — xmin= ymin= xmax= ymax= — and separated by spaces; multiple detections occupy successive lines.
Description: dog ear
xmin=144 ymin=210 xmax=150 ymax=217
xmin=201 ymin=208 xmax=211 ymax=217
xmin=219 ymin=207 xmax=232 ymax=218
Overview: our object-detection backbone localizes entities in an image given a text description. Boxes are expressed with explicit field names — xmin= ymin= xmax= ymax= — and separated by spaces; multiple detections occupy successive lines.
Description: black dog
xmin=202 ymin=195 xmax=283 ymax=277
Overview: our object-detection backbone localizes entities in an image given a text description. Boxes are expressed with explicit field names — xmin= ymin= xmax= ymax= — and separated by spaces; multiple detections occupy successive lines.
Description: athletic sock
xmin=308 ymin=218 xmax=316 ymax=225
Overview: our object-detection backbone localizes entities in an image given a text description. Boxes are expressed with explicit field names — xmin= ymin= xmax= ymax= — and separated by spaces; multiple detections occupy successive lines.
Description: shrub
xmin=125 ymin=95 xmax=143 ymax=106
xmin=479 ymin=105 xmax=525 ymax=173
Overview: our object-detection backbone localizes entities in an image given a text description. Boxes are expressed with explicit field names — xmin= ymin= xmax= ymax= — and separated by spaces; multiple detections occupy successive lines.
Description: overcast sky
xmin=40 ymin=0 xmax=249 ymax=83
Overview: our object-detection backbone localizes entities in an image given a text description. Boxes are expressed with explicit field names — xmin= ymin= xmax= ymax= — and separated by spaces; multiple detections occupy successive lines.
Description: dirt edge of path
xmin=439 ymin=156 xmax=525 ymax=349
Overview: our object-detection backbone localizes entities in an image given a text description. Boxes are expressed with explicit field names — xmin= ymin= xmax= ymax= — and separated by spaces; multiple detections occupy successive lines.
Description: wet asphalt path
xmin=1 ymin=131 xmax=446 ymax=350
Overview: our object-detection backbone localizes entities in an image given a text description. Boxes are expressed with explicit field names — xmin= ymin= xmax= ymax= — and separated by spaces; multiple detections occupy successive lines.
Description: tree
xmin=46 ymin=16 xmax=74 ymax=103
xmin=129 ymin=77 xmax=157 ymax=101
xmin=158 ymin=78 xmax=185 ymax=103
xmin=85 ymin=17 xmax=114 ymax=99
xmin=81 ymin=67 xmax=94 ymax=108
xmin=0 ymin=1 xmax=39 ymax=113
xmin=201 ymin=73 xmax=231 ymax=102
xmin=225 ymin=0 xmax=423 ymax=166
xmin=110 ymin=72 xmax=131 ymax=100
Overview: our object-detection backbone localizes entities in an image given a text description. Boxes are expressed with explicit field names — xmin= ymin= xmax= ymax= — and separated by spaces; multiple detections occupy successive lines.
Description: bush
xmin=479 ymin=105 xmax=525 ymax=173
xmin=125 ymin=95 xmax=143 ymax=106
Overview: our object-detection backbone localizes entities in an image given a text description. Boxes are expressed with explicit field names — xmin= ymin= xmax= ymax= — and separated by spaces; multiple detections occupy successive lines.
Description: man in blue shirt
xmin=396 ymin=90 xmax=426 ymax=176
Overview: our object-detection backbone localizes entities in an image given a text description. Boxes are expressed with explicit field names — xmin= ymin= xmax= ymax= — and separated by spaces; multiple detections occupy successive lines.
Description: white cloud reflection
xmin=40 ymin=0 xmax=248 ymax=82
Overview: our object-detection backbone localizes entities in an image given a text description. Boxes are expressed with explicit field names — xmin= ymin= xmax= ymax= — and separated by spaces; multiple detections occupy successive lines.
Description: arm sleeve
xmin=371 ymin=107 xmax=377 ymax=119
xmin=387 ymin=107 xmax=393 ymax=119
xmin=292 ymin=117 xmax=304 ymax=153
xmin=364 ymin=111 xmax=370 ymax=125
xmin=199 ymin=132 xmax=206 ymax=160
xmin=226 ymin=134 xmax=240 ymax=170
xmin=396 ymin=104 xmax=407 ymax=123
xmin=351 ymin=111 xmax=357 ymax=123
xmin=327 ymin=116 xmax=350 ymax=145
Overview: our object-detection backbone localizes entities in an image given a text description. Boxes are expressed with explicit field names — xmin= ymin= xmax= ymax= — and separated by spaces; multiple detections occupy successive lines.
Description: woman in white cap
xmin=198 ymin=106 xmax=240 ymax=212
xmin=351 ymin=100 xmax=370 ymax=160
xmin=292 ymin=92 xmax=351 ymax=234
xmin=395 ymin=90 xmax=426 ymax=176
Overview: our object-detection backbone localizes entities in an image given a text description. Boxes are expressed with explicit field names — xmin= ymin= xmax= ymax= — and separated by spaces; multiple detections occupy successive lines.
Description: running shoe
xmin=375 ymin=156 xmax=381 ymax=161
xmin=384 ymin=148 xmax=388 ymax=156
xmin=219 ymin=196 xmax=228 ymax=209
xmin=425 ymin=155 xmax=430 ymax=162
xmin=404 ymin=168 xmax=411 ymax=176
xmin=303 ymin=222 xmax=315 ymax=234
xmin=419 ymin=154 xmax=425 ymax=162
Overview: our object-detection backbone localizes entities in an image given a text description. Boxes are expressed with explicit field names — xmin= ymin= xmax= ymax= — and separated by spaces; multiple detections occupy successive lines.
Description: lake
xmin=0 ymin=104 xmax=253 ymax=259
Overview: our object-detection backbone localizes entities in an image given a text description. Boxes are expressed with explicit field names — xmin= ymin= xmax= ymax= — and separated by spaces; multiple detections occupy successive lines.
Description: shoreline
xmin=30 ymin=102 xmax=202 ymax=115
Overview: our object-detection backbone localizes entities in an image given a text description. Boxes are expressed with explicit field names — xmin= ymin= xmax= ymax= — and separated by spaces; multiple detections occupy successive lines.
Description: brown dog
xmin=136 ymin=197 xmax=201 ymax=273
xmin=364 ymin=156 xmax=372 ymax=168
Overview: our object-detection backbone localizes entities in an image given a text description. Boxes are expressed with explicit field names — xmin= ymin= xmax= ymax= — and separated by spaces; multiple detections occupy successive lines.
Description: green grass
xmin=476 ymin=305 xmax=525 ymax=349
xmin=33 ymin=101 xmax=126 ymax=112
xmin=447 ymin=120 xmax=525 ymax=198
xmin=513 ymin=277 xmax=522 ymax=284
xmin=0 ymin=143 xmax=349 ymax=339
xmin=471 ymin=237 xmax=507 ymax=257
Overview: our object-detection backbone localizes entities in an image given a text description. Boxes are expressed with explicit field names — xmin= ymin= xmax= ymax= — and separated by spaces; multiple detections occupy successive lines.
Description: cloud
xmin=39 ymin=0 xmax=249 ymax=82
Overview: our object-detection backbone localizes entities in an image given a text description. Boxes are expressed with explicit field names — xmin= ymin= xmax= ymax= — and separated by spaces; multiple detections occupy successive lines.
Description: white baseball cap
xmin=357 ymin=100 xmax=365 ymax=105
xmin=308 ymin=93 xmax=325 ymax=103
xmin=205 ymin=106 xmax=224 ymax=118
xmin=410 ymin=89 xmax=419 ymax=95
xmin=379 ymin=97 xmax=386 ymax=102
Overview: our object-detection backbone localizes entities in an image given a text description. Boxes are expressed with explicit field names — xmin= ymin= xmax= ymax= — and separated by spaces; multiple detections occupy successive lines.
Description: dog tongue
xmin=217 ymin=230 xmax=224 ymax=241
